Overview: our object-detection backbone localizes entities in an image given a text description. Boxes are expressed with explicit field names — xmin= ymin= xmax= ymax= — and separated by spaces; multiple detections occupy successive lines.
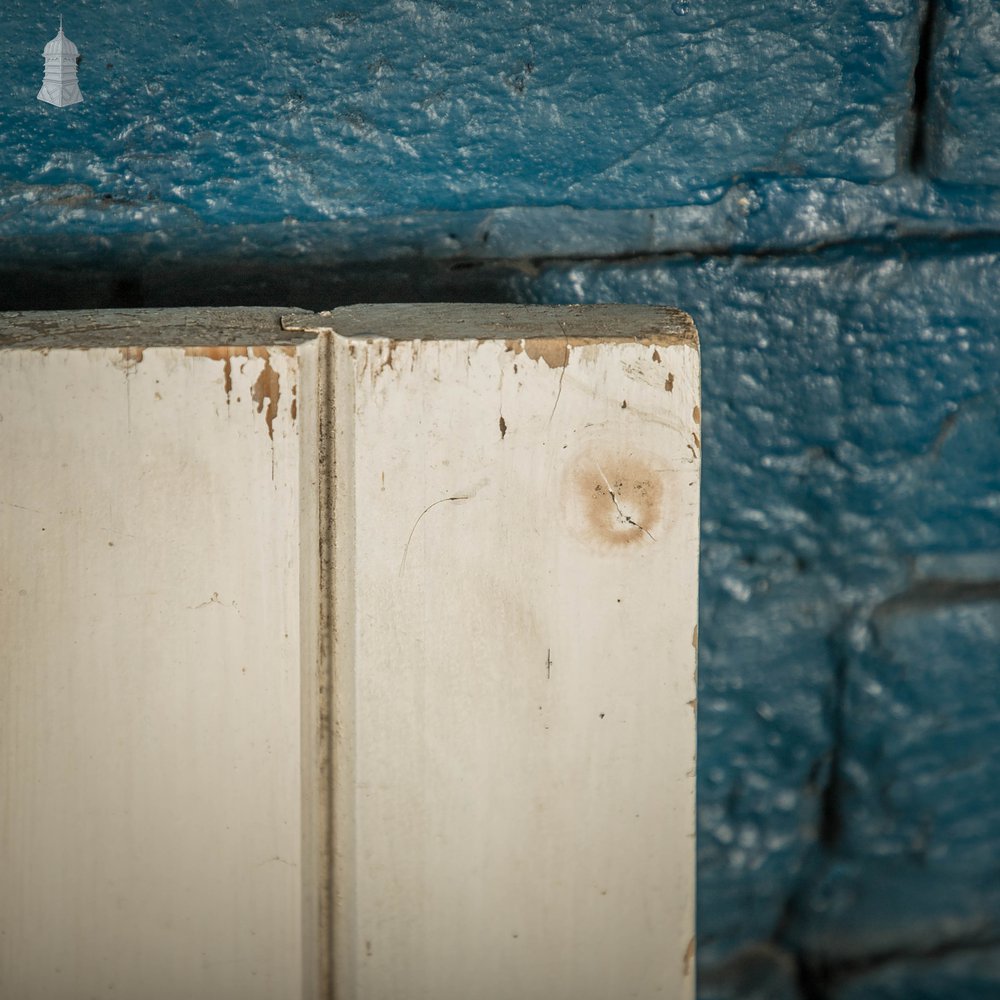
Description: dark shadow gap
xmin=5 ymin=229 xmax=1000 ymax=312
xmin=908 ymin=0 xmax=940 ymax=172
xmin=0 ymin=257 xmax=527 ymax=312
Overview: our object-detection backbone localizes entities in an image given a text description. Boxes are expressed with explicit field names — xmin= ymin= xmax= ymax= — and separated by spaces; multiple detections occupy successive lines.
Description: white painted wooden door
xmin=1 ymin=305 xmax=699 ymax=1000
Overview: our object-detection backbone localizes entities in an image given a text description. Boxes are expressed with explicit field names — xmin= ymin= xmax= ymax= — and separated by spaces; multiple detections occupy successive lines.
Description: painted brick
xmin=831 ymin=947 xmax=1000 ymax=1000
xmin=2 ymin=0 xmax=920 ymax=229
xmin=699 ymin=945 xmax=801 ymax=1000
xmin=926 ymin=0 xmax=1000 ymax=185
xmin=790 ymin=599 xmax=1000 ymax=960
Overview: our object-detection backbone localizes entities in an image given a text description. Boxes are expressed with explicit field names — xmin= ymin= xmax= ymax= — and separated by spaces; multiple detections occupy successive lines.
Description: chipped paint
xmin=507 ymin=337 xmax=571 ymax=369
xmin=505 ymin=333 xmax=691 ymax=371
xmin=683 ymin=936 xmax=696 ymax=977
xmin=622 ymin=358 xmax=672 ymax=393
xmin=692 ymin=404 xmax=701 ymax=424
xmin=665 ymin=373 xmax=675 ymax=392
xmin=115 ymin=346 xmax=145 ymax=371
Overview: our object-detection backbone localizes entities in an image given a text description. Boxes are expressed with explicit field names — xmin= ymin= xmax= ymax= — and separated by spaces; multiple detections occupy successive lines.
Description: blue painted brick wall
xmin=1 ymin=2 xmax=998 ymax=997
xmin=3 ymin=0 xmax=921 ymax=225
xmin=927 ymin=0 xmax=1000 ymax=184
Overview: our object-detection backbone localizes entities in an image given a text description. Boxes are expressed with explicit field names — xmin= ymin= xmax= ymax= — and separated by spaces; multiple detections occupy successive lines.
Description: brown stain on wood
xmin=499 ymin=414 xmax=507 ymax=439
xmin=368 ymin=339 xmax=412 ymax=380
xmin=251 ymin=353 xmax=281 ymax=440
xmin=692 ymin=625 xmax=699 ymax=649
xmin=377 ymin=340 xmax=401 ymax=377
xmin=183 ymin=346 xmax=249 ymax=404
xmin=355 ymin=339 xmax=416 ymax=383
xmin=182 ymin=345 xmax=288 ymax=436
xmin=651 ymin=348 xmax=661 ymax=363
xmin=693 ymin=404 xmax=701 ymax=424
xmin=564 ymin=448 xmax=666 ymax=550
xmin=665 ymin=372 xmax=675 ymax=392
xmin=683 ymin=936 xmax=695 ymax=976
xmin=116 ymin=346 xmax=144 ymax=370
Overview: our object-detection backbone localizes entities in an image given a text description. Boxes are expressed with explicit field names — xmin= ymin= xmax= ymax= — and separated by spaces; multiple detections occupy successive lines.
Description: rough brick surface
xmin=2 ymin=0 xmax=919 ymax=228
xmin=831 ymin=949 xmax=1000 ymax=1000
xmin=926 ymin=0 xmax=1000 ymax=184
xmin=790 ymin=599 xmax=1000 ymax=958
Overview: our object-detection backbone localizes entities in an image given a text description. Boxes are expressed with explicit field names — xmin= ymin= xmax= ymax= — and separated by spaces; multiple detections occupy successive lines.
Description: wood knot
xmin=562 ymin=447 xmax=666 ymax=551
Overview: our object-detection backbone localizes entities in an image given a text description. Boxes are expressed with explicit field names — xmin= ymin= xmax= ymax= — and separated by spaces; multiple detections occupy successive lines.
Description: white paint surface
xmin=0 ymin=338 xmax=304 ymax=1000
xmin=290 ymin=305 xmax=701 ymax=1000
xmin=1 ymin=305 xmax=699 ymax=1000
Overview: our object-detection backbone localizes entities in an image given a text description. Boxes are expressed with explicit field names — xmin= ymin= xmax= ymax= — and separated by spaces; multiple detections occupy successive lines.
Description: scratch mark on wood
xmin=546 ymin=649 xmax=552 ymax=680
xmin=0 ymin=499 xmax=44 ymax=514
xmin=399 ymin=495 xmax=471 ymax=576
xmin=549 ymin=362 xmax=566 ymax=425
xmin=189 ymin=592 xmax=223 ymax=610
xmin=546 ymin=321 xmax=571 ymax=425
xmin=256 ymin=855 xmax=297 ymax=868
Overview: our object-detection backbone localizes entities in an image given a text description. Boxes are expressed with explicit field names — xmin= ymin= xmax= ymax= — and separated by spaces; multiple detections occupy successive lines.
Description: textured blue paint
xmin=699 ymin=945 xmax=801 ymax=1000
xmin=927 ymin=0 xmax=1000 ymax=184
xmin=3 ymin=0 xmax=919 ymax=230
xmin=833 ymin=949 xmax=1000 ymax=1000
xmin=791 ymin=598 xmax=1000 ymax=957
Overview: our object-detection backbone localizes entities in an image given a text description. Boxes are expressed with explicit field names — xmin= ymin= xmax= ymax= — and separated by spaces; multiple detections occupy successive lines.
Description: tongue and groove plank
xmin=291 ymin=304 xmax=700 ymax=1000
xmin=0 ymin=304 xmax=699 ymax=1000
